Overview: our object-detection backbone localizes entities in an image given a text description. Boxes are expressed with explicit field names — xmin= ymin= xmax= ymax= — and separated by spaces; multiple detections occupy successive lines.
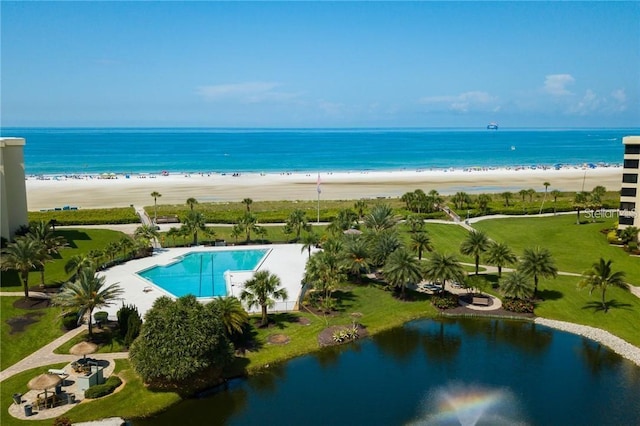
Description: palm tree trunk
xmin=498 ymin=266 xmax=502 ymax=278
xmin=534 ymin=276 xmax=539 ymax=298
xmin=261 ymin=305 xmax=268 ymax=327
xmin=602 ymin=287 xmax=608 ymax=312
xmin=40 ymin=268 xmax=46 ymax=287
xmin=88 ymin=308 xmax=94 ymax=338
xmin=22 ymin=272 xmax=30 ymax=298
xmin=475 ymin=255 xmax=479 ymax=275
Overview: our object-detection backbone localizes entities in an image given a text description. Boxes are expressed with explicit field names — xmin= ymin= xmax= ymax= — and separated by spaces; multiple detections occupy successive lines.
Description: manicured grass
xmin=473 ymin=215 xmax=640 ymax=285
xmin=29 ymin=207 xmax=139 ymax=226
xmin=0 ymin=297 xmax=65 ymax=371
xmin=0 ymin=228 xmax=128 ymax=291
xmin=534 ymin=274 xmax=640 ymax=347
xmin=421 ymin=222 xmax=474 ymax=263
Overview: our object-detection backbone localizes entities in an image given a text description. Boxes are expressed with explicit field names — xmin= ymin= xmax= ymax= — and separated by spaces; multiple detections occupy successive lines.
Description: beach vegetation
xmin=304 ymin=249 xmax=344 ymax=312
xmin=285 ymin=208 xmax=311 ymax=241
xmin=341 ymin=236 xmax=371 ymax=282
xmin=186 ymin=197 xmax=199 ymax=211
xmin=53 ymin=268 xmax=124 ymax=338
xmin=209 ymin=296 xmax=250 ymax=339
xmin=129 ymin=295 xmax=233 ymax=392
xmin=578 ymin=258 xmax=628 ymax=313
xmin=28 ymin=207 xmax=140 ymax=226
xmin=241 ymin=270 xmax=289 ymax=327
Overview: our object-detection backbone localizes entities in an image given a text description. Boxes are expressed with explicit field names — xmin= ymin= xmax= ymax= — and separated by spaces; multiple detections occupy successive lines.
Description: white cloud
xmin=543 ymin=74 xmax=575 ymax=96
xmin=567 ymin=88 xmax=628 ymax=115
xmin=418 ymin=91 xmax=498 ymax=113
xmin=196 ymin=82 xmax=302 ymax=103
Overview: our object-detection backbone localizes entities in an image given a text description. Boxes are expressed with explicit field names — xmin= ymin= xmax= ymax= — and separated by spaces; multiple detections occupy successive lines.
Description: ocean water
xmin=2 ymin=127 xmax=637 ymax=175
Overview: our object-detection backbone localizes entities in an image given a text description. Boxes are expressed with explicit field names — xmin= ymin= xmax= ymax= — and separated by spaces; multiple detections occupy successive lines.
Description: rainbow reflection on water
xmin=408 ymin=383 xmax=528 ymax=426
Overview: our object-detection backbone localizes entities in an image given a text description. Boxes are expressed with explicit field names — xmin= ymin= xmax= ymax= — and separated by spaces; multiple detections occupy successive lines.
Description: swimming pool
xmin=137 ymin=249 xmax=269 ymax=298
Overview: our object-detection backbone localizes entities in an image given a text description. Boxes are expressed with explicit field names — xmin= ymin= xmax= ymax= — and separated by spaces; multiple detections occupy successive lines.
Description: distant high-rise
xmin=619 ymin=136 xmax=640 ymax=234
xmin=0 ymin=137 xmax=28 ymax=240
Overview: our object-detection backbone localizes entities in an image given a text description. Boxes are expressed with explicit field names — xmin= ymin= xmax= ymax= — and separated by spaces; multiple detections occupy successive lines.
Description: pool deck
xmin=98 ymin=244 xmax=314 ymax=319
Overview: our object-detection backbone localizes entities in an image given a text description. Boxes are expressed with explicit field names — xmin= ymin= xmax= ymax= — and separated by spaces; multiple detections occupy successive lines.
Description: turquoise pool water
xmin=137 ymin=249 xmax=269 ymax=298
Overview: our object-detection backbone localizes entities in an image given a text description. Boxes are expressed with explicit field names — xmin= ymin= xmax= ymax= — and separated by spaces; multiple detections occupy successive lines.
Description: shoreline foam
xmin=26 ymin=166 xmax=622 ymax=210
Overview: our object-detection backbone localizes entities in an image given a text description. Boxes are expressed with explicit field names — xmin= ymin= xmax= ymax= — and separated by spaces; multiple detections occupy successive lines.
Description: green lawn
xmin=534 ymin=274 xmax=640 ymax=347
xmin=1 ymin=228 xmax=128 ymax=291
xmin=473 ymin=215 xmax=640 ymax=285
xmin=0 ymin=297 xmax=65 ymax=371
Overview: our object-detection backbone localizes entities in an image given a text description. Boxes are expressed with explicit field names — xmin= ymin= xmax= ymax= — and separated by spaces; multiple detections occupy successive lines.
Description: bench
xmin=472 ymin=297 xmax=490 ymax=306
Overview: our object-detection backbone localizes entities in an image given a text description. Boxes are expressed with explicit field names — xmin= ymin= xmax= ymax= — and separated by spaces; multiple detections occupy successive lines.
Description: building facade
xmin=1 ymin=137 xmax=28 ymax=240
xmin=619 ymin=136 xmax=640 ymax=233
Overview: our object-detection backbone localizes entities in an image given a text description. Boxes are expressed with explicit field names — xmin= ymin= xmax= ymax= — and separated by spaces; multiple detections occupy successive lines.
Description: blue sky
xmin=2 ymin=1 xmax=639 ymax=128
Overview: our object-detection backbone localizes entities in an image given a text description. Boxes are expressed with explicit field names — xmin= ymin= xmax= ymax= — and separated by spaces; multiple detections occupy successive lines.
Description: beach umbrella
xmin=28 ymin=373 xmax=62 ymax=407
xmin=69 ymin=341 xmax=98 ymax=361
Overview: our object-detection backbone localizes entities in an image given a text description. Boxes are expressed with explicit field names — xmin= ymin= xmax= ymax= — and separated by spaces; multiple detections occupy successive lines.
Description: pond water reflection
xmin=133 ymin=318 xmax=640 ymax=425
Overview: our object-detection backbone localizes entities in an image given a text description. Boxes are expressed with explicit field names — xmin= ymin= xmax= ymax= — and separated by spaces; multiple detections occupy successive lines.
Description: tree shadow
xmin=537 ymin=289 xmax=563 ymax=301
xmin=0 ymin=269 xmax=20 ymax=288
xmin=582 ymin=299 xmax=633 ymax=313
xmin=56 ymin=230 xmax=91 ymax=249
xmin=332 ymin=289 xmax=357 ymax=311
xmin=270 ymin=312 xmax=302 ymax=329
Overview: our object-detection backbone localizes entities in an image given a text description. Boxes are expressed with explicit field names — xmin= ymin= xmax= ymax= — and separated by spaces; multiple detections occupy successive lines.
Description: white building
xmin=0 ymin=137 xmax=28 ymax=240
xmin=619 ymin=136 xmax=640 ymax=234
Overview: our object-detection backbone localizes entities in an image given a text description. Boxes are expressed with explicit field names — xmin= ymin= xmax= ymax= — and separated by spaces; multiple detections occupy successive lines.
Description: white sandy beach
xmin=26 ymin=166 xmax=622 ymax=210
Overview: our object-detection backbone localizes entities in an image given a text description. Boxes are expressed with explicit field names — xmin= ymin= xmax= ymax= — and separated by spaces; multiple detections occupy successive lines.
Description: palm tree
xmin=304 ymin=250 xmax=343 ymax=310
xmin=150 ymin=191 xmax=162 ymax=223
xmin=186 ymin=197 xmax=198 ymax=211
xmin=230 ymin=225 xmax=243 ymax=245
xmin=238 ymin=213 xmax=258 ymax=243
xmin=518 ymin=189 xmax=528 ymax=203
xmin=620 ymin=226 xmax=639 ymax=245
xmin=501 ymin=191 xmax=513 ymax=207
xmin=104 ymin=241 xmax=120 ymax=264
xmin=573 ymin=192 xmax=588 ymax=224
xmin=519 ymin=247 xmax=558 ymax=298
xmin=181 ymin=210 xmax=208 ymax=245
xmin=328 ymin=208 xmax=358 ymax=235
xmin=353 ymin=199 xmax=367 ymax=221
xmin=53 ymin=268 xmax=124 ymax=338
xmin=300 ymin=232 xmax=320 ymax=258
xmin=64 ymin=254 xmax=96 ymax=278
xmin=341 ymin=237 xmax=371 ymax=282
xmin=240 ymin=270 xmax=288 ymax=327
xmin=242 ymin=198 xmax=253 ymax=213
xmin=209 ymin=296 xmax=249 ymax=337
xmin=410 ymin=232 xmax=432 ymax=260
xmin=501 ymin=270 xmax=534 ymax=300
xmin=485 ymin=241 xmax=517 ymax=278
xmin=367 ymin=229 xmax=401 ymax=266
xmin=364 ymin=204 xmax=398 ymax=232
xmin=543 ymin=182 xmax=551 ymax=193
xmin=1 ymin=237 xmax=41 ymax=298
xmin=28 ymin=221 xmax=67 ymax=285
xmin=405 ymin=215 xmax=425 ymax=234
xmin=476 ymin=194 xmax=492 ymax=214
xmin=134 ymin=224 xmax=160 ymax=248
xmin=423 ymin=252 xmax=465 ymax=294
xmin=117 ymin=236 xmax=135 ymax=260
xmin=526 ymin=188 xmax=536 ymax=203
xmin=287 ymin=209 xmax=309 ymax=241
xmin=578 ymin=258 xmax=628 ymax=312
xmin=550 ymin=190 xmax=562 ymax=214
xmin=460 ymin=230 xmax=490 ymax=275
xmin=383 ymin=247 xmax=423 ymax=299
xmin=452 ymin=191 xmax=470 ymax=210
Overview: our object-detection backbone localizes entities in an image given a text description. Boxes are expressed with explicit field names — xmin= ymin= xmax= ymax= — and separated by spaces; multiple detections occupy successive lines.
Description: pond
xmin=133 ymin=318 xmax=640 ymax=425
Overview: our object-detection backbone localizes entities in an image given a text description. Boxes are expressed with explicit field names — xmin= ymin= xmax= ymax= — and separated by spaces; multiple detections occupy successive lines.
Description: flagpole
xmin=317 ymin=173 xmax=321 ymax=224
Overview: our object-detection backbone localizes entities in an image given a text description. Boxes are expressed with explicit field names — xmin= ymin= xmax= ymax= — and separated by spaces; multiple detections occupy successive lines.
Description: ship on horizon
xmin=487 ymin=122 xmax=498 ymax=130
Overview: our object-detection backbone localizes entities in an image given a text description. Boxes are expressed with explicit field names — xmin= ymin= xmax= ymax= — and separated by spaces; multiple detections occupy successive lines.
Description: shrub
xmin=84 ymin=375 xmax=122 ymax=399
xmin=607 ymin=230 xmax=621 ymax=244
xmin=332 ymin=323 xmax=360 ymax=343
xmin=62 ymin=312 xmax=79 ymax=330
xmin=53 ymin=417 xmax=72 ymax=426
xmin=117 ymin=304 xmax=142 ymax=344
xmin=93 ymin=311 xmax=109 ymax=324
xmin=431 ymin=292 xmax=459 ymax=310
xmin=502 ymin=298 xmax=535 ymax=313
